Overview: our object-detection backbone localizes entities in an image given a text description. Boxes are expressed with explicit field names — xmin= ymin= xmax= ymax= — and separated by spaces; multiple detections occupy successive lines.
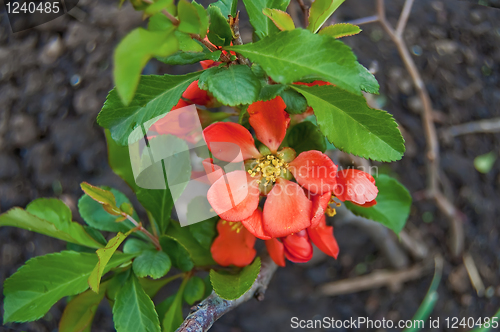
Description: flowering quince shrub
xmin=0 ymin=0 xmax=413 ymax=331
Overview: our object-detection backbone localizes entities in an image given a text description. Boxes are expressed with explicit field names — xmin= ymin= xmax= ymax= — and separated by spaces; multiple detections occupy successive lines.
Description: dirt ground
xmin=0 ymin=0 xmax=499 ymax=331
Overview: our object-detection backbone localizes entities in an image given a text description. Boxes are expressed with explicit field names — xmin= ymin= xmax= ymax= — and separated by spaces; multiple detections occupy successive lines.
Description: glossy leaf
xmin=105 ymin=129 xmax=139 ymax=191
xmin=318 ymin=23 xmax=362 ymax=38
xmin=175 ymin=31 xmax=204 ymax=52
xmin=124 ymin=238 xmax=156 ymax=254
xmin=345 ymin=175 xmax=412 ymax=234
xmin=165 ymin=221 xmax=215 ymax=267
xmin=226 ymin=29 xmax=378 ymax=95
xmin=287 ymin=121 xmax=326 ymax=154
xmin=262 ymin=8 xmax=295 ymax=31
xmin=133 ymin=250 xmax=172 ymax=279
xmin=145 ymin=0 xmax=175 ymax=16
xmin=183 ymin=276 xmax=205 ymax=305
xmin=162 ymin=278 xmax=188 ymax=332
xmin=307 ymin=0 xmax=345 ymax=33
xmin=80 ymin=182 xmax=120 ymax=214
xmin=137 ymin=188 xmax=173 ymax=235
xmin=158 ymin=48 xmax=222 ymax=66
xmin=139 ymin=275 xmax=182 ymax=298
xmin=208 ymin=5 xmax=233 ymax=46
xmin=292 ymin=85 xmax=404 ymax=161
xmin=280 ymin=88 xmax=308 ymax=114
xmin=3 ymin=251 xmax=133 ymax=323
xmin=78 ymin=187 xmax=136 ymax=233
xmin=88 ymin=230 xmax=133 ymax=293
xmin=114 ymin=27 xmax=178 ymax=105
xmin=200 ymin=65 xmax=261 ymax=106
xmin=212 ymin=0 xmax=238 ymax=18
xmin=259 ymin=83 xmax=287 ymax=101
xmin=0 ymin=199 xmax=103 ymax=249
xmin=113 ymin=273 xmax=161 ymax=332
xmin=160 ymin=235 xmax=195 ymax=272
xmin=177 ymin=0 xmax=209 ymax=37
xmin=210 ymin=257 xmax=261 ymax=300
xmin=59 ymin=281 xmax=109 ymax=332
xmin=98 ymin=72 xmax=201 ymax=146
xmin=241 ymin=0 xmax=290 ymax=39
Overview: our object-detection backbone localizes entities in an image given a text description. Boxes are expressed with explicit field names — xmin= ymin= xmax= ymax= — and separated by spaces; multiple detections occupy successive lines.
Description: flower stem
xmin=124 ymin=214 xmax=162 ymax=251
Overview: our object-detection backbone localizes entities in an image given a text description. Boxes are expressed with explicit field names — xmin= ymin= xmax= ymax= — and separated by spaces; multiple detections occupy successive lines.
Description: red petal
xmin=293 ymin=80 xmax=332 ymax=87
xmin=152 ymin=102 xmax=195 ymax=136
xmin=282 ymin=230 xmax=313 ymax=263
xmin=333 ymin=169 xmax=378 ymax=205
xmin=241 ymin=209 xmax=271 ymax=240
xmin=289 ymin=151 xmax=337 ymax=195
xmin=203 ymin=122 xmax=261 ymax=162
xmin=248 ymin=97 xmax=290 ymax=153
xmin=307 ymin=215 xmax=339 ymax=258
xmin=262 ymin=178 xmax=311 ymax=238
xmin=310 ymin=192 xmax=331 ymax=228
xmin=211 ymin=220 xmax=256 ymax=267
xmin=182 ymin=80 xmax=212 ymax=106
xmin=200 ymin=60 xmax=221 ymax=70
xmin=352 ymin=199 xmax=377 ymax=208
xmin=202 ymin=158 xmax=225 ymax=184
xmin=207 ymin=170 xmax=260 ymax=221
xmin=265 ymin=238 xmax=286 ymax=267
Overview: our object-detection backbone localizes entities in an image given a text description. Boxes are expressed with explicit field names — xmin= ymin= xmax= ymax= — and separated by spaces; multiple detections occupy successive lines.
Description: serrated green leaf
xmin=124 ymin=238 xmax=156 ymax=254
xmin=262 ymin=8 xmax=295 ymax=31
xmin=287 ymin=121 xmax=326 ymax=154
xmin=200 ymin=65 xmax=261 ymax=106
xmin=226 ymin=29 xmax=377 ymax=95
xmin=78 ymin=187 xmax=136 ymax=233
xmin=145 ymin=0 xmax=175 ymax=16
xmin=241 ymin=0 xmax=290 ymax=39
xmin=345 ymin=175 xmax=411 ymax=234
xmin=158 ymin=48 xmax=222 ymax=66
xmin=292 ymin=85 xmax=404 ymax=161
xmin=165 ymin=220 xmax=216 ymax=267
xmin=183 ymin=276 xmax=205 ymax=305
xmin=3 ymin=251 xmax=133 ymax=323
xmin=280 ymin=87 xmax=308 ymax=114
xmin=105 ymin=129 xmax=139 ymax=191
xmin=113 ymin=273 xmax=161 ymax=332
xmin=114 ymin=27 xmax=178 ymax=105
xmin=88 ymin=230 xmax=134 ymax=293
xmin=307 ymin=0 xmax=345 ymax=33
xmin=98 ymin=72 xmax=201 ymax=146
xmin=210 ymin=257 xmax=261 ymax=300
xmin=160 ymin=235 xmax=195 ymax=272
xmin=0 ymin=199 xmax=103 ymax=249
xmin=137 ymin=188 xmax=174 ymax=235
xmin=133 ymin=250 xmax=172 ymax=279
xmin=178 ymin=0 xmax=209 ymax=37
xmin=207 ymin=5 xmax=233 ymax=47
xmin=259 ymin=83 xmax=286 ymax=101
xmin=162 ymin=277 xmax=188 ymax=332
xmin=212 ymin=0 xmax=238 ymax=18
xmin=319 ymin=23 xmax=361 ymax=38
xmin=80 ymin=182 xmax=120 ymax=214
xmin=59 ymin=281 xmax=109 ymax=332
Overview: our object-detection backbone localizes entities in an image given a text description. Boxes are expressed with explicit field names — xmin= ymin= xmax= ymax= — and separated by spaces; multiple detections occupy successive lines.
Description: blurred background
xmin=0 ymin=0 xmax=499 ymax=331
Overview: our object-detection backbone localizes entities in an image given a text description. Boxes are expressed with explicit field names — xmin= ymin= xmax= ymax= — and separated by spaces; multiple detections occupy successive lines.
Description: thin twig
xmin=463 ymin=253 xmax=485 ymax=297
xmin=347 ymin=15 xmax=379 ymax=26
xmin=124 ymin=214 xmax=162 ymax=251
xmin=296 ymin=0 xmax=309 ymax=27
xmin=396 ymin=0 xmax=415 ymax=37
xmin=231 ymin=12 xmax=250 ymax=65
xmin=441 ymin=117 xmax=500 ymax=139
xmin=176 ymin=253 xmax=278 ymax=332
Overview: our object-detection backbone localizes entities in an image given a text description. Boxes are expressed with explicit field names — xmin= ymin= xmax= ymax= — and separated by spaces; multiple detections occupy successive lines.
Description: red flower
xmin=203 ymin=96 xmax=338 ymax=239
xmin=333 ymin=169 xmax=378 ymax=207
xmin=307 ymin=214 xmax=339 ymax=259
xmin=211 ymin=219 xmax=256 ymax=267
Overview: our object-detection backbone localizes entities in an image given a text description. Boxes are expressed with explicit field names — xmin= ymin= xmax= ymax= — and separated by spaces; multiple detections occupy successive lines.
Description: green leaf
xmin=210 ymin=257 xmax=261 ymax=300
xmin=158 ymin=48 xmax=222 ymax=65
xmin=287 ymin=121 xmax=326 ymax=154
xmin=178 ymin=0 xmax=209 ymax=37
xmin=3 ymin=251 xmax=133 ymax=323
xmin=145 ymin=0 xmax=175 ymax=16
xmin=88 ymin=230 xmax=134 ymax=293
xmin=226 ymin=29 xmax=378 ymax=95
xmin=292 ymin=85 xmax=404 ymax=161
xmin=186 ymin=196 xmax=218 ymax=249
xmin=78 ymin=187 xmax=136 ymax=233
xmin=98 ymin=72 xmax=201 ymax=146
xmin=137 ymin=189 xmax=173 ymax=235
xmin=200 ymin=65 xmax=261 ymax=106
xmin=183 ymin=276 xmax=205 ymax=305
xmin=241 ymin=0 xmax=290 ymax=39
xmin=280 ymin=87 xmax=308 ymax=114
xmin=175 ymin=31 xmax=204 ymax=52
xmin=307 ymin=0 xmax=345 ymax=33
xmin=80 ymin=182 xmax=120 ymax=214
xmin=166 ymin=221 xmax=216 ymax=267
xmin=345 ymin=175 xmax=411 ymax=234
xmin=0 ymin=199 xmax=103 ymax=249
xmin=162 ymin=277 xmax=188 ymax=332
xmin=59 ymin=281 xmax=109 ymax=332
xmin=160 ymin=235 xmax=195 ymax=272
xmin=105 ymin=129 xmax=139 ymax=191
xmin=149 ymin=13 xmax=175 ymax=31
xmin=259 ymin=83 xmax=286 ymax=101
xmin=262 ymin=8 xmax=295 ymax=31
xmin=474 ymin=151 xmax=497 ymax=174
xmin=212 ymin=0 xmax=238 ymax=18
xmin=156 ymin=295 xmax=175 ymax=327
xmin=133 ymin=250 xmax=172 ymax=279
xmin=124 ymin=238 xmax=156 ymax=254
xmin=114 ymin=27 xmax=178 ymax=105
xmin=139 ymin=275 xmax=182 ymax=298
xmin=113 ymin=273 xmax=161 ymax=332
xmin=318 ymin=23 xmax=361 ymax=38
xmin=207 ymin=5 xmax=233 ymax=46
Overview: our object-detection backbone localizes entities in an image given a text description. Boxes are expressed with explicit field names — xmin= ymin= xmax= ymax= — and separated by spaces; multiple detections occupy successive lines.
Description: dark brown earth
xmin=1 ymin=0 xmax=499 ymax=331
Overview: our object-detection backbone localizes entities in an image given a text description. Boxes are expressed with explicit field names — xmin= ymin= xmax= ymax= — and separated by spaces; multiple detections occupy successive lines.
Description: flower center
xmin=247 ymin=154 xmax=290 ymax=185
xmin=325 ymin=195 xmax=342 ymax=217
